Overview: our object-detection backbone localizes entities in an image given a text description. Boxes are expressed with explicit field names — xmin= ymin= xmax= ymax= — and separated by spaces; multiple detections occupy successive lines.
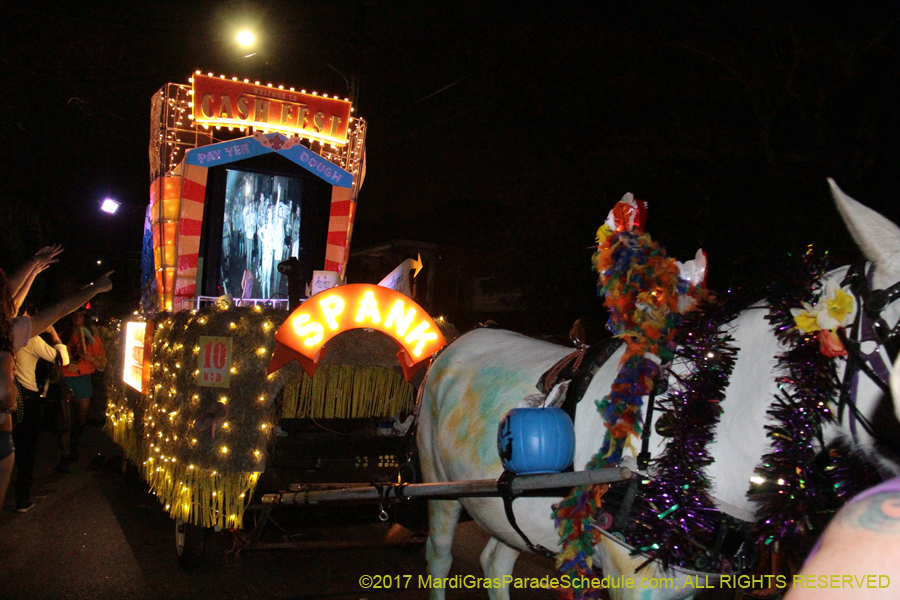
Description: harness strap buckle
xmin=865 ymin=288 xmax=890 ymax=314
xmin=497 ymin=470 xmax=557 ymax=559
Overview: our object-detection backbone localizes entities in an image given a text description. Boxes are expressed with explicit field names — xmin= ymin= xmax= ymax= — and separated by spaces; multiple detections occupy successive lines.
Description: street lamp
xmin=100 ymin=197 xmax=120 ymax=215
xmin=236 ymin=29 xmax=258 ymax=58
xmin=237 ymin=30 xmax=255 ymax=47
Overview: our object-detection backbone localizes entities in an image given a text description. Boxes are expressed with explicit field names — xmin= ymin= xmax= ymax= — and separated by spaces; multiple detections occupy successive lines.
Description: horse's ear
xmin=830 ymin=178 xmax=900 ymax=289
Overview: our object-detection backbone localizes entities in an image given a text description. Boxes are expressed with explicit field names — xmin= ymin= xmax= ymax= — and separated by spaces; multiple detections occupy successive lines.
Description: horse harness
xmin=499 ymin=336 xmax=755 ymax=573
xmin=842 ymin=262 xmax=900 ymax=364
xmin=497 ymin=338 xmax=623 ymax=559
xmin=838 ymin=262 xmax=900 ymax=453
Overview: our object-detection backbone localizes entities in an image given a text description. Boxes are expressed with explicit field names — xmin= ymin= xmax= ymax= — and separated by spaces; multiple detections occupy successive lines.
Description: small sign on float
xmin=197 ymin=336 xmax=233 ymax=388
xmin=310 ymin=270 xmax=341 ymax=295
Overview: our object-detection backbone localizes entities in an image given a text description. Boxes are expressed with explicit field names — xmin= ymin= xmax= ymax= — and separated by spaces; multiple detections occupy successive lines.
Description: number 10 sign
xmin=197 ymin=336 xmax=233 ymax=388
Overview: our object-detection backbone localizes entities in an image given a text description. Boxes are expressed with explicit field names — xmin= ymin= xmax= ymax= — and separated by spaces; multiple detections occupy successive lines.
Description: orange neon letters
xmin=269 ymin=284 xmax=446 ymax=380
xmin=292 ymin=313 xmax=324 ymax=347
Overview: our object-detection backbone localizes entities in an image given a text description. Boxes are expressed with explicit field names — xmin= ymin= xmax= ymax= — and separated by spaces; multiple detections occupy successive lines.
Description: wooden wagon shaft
xmin=287 ymin=482 xmax=372 ymax=492
xmin=262 ymin=467 xmax=632 ymax=506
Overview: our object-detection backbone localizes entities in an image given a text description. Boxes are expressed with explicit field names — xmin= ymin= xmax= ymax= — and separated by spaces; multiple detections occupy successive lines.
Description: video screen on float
xmin=219 ymin=169 xmax=304 ymax=301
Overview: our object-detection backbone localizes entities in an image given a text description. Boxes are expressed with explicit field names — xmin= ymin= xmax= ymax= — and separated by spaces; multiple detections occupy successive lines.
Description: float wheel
xmin=175 ymin=518 xmax=206 ymax=571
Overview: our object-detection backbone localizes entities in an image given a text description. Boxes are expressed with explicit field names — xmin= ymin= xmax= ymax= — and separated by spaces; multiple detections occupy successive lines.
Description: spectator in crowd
xmin=0 ymin=246 xmax=112 ymax=496
xmin=13 ymin=311 xmax=68 ymax=512
xmin=57 ymin=309 xmax=106 ymax=472
xmin=241 ymin=267 xmax=254 ymax=306
xmin=0 ymin=272 xmax=18 ymax=507
xmin=1 ymin=246 xmax=63 ymax=503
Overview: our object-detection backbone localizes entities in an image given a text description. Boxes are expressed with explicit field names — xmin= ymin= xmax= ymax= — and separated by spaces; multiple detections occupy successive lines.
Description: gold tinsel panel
xmin=281 ymin=365 xmax=415 ymax=419
xmin=138 ymin=304 xmax=294 ymax=527
xmin=105 ymin=410 xmax=143 ymax=465
xmin=146 ymin=460 xmax=259 ymax=529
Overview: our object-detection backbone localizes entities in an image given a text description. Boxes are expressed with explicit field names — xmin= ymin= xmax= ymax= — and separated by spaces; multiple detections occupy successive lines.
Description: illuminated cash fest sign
xmin=190 ymin=72 xmax=353 ymax=146
xmin=267 ymin=284 xmax=447 ymax=381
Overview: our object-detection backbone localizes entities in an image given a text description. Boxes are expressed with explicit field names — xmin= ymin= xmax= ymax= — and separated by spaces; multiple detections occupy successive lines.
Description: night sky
xmin=1 ymin=1 xmax=898 ymax=331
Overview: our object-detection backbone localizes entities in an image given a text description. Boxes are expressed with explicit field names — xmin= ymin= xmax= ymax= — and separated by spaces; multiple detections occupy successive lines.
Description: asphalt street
xmin=0 ymin=420 xmax=562 ymax=600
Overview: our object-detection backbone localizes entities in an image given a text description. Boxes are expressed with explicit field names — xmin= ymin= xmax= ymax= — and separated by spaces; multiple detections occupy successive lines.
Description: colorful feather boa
xmin=552 ymin=229 xmax=707 ymax=598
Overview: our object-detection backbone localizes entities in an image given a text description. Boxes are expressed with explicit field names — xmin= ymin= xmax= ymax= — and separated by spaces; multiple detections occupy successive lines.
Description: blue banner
xmin=185 ymin=133 xmax=352 ymax=188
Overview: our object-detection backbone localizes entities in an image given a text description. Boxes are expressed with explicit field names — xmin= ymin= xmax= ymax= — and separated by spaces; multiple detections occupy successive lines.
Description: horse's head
xmin=831 ymin=179 xmax=900 ymax=347
xmin=829 ymin=178 xmax=900 ymax=453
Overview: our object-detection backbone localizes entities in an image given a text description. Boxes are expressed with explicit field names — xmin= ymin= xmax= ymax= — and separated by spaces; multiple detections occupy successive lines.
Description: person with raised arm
xmin=6 ymin=245 xmax=63 ymax=312
xmin=0 ymin=271 xmax=19 ymax=507
xmin=12 ymin=314 xmax=68 ymax=512
xmin=0 ymin=246 xmax=113 ymax=496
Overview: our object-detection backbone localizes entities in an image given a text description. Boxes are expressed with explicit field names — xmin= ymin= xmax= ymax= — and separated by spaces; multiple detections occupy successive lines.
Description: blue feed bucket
xmin=497 ymin=406 xmax=575 ymax=475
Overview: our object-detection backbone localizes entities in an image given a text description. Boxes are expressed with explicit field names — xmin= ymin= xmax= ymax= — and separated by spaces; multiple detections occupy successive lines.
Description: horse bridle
xmin=844 ymin=263 xmax=900 ymax=363
xmin=836 ymin=262 xmax=900 ymax=450
xmin=841 ymin=262 xmax=900 ymax=375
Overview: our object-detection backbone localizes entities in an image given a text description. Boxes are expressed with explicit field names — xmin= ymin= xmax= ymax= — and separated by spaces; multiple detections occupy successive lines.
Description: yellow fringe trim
xmin=107 ymin=409 xmax=260 ymax=529
xmin=281 ymin=365 xmax=415 ymax=419
xmin=105 ymin=412 xmax=143 ymax=466
xmin=142 ymin=456 xmax=259 ymax=529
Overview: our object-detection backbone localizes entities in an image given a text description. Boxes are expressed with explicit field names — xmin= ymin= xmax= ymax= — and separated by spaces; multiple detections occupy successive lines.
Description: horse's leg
xmin=425 ymin=499 xmax=463 ymax=600
xmin=479 ymin=536 xmax=520 ymax=600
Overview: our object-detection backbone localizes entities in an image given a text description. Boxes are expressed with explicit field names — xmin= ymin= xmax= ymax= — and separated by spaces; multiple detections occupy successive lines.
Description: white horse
xmin=417 ymin=179 xmax=900 ymax=600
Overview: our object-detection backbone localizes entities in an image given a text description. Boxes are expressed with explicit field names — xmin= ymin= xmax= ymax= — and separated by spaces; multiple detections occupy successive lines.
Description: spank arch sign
xmin=266 ymin=284 xmax=447 ymax=381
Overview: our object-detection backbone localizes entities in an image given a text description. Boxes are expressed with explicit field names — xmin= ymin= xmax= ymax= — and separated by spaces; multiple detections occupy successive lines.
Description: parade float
xmin=104 ymin=71 xmax=458 ymax=567
xmin=105 ymin=70 xmax=634 ymax=571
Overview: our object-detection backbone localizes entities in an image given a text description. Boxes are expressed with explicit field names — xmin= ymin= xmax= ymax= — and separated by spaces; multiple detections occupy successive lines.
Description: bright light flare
xmin=236 ymin=30 xmax=255 ymax=47
xmin=100 ymin=198 xmax=120 ymax=214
